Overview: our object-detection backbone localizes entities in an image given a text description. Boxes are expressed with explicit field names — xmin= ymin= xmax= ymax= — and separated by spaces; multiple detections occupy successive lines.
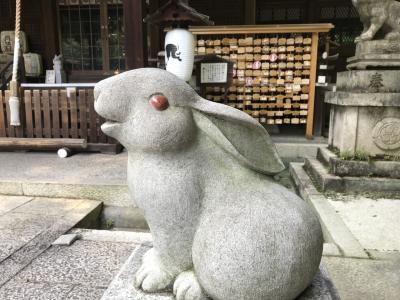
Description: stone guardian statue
xmin=94 ymin=68 xmax=323 ymax=300
xmin=352 ymin=0 xmax=400 ymax=42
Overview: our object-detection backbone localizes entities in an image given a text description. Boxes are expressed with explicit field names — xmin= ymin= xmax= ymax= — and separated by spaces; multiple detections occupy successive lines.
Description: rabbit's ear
xmin=190 ymin=97 xmax=285 ymax=175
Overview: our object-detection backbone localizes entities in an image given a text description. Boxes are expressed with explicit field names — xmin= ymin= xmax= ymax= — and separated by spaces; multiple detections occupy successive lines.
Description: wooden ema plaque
xmin=190 ymin=24 xmax=334 ymax=138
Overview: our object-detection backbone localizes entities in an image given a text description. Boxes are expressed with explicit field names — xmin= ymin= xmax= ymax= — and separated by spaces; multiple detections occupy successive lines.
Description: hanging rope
xmin=9 ymin=0 xmax=22 ymax=126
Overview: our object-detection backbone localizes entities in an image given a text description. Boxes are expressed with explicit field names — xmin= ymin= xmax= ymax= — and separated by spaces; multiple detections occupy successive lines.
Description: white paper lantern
xmin=165 ymin=28 xmax=195 ymax=82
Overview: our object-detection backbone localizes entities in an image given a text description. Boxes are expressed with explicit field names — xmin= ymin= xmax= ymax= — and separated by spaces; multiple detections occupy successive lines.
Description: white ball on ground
xmin=57 ymin=147 xmax=71 ymax=158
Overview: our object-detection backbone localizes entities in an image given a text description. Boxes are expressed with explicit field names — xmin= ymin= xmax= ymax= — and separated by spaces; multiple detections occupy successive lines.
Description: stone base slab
xmin=324 ymin=92 xmax=400 ymax=156
xmin=355 ymin=40 xmax=400 ymax=56
xmin=101 ymin=243 xmax=341 ymax=300
xmin=317 ymin=147 xmax=400 ymax=179
xmin=347 ymin=54 xmax=400 ymax=70
xmin=336 ymin=70 xmax=400 ymax=93
xmin=303 ymin=157 xmax=400 ymax=195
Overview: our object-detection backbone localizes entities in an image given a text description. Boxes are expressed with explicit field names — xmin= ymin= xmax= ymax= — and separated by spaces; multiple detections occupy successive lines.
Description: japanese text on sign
xmin=201 ymin=63 xmax=228 ymax=83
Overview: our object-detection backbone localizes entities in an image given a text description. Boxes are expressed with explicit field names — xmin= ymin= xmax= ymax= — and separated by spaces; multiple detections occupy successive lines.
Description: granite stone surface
xmin=0 ymin=196 xmax=33 ymax=214
xmin=325 ymin=94 xmax=400 ymax=156
xmin=0 ymin=282 xmax=74 ymax=300
xmin=102 ymin=244 xmax=340 ymax=300
xmin=12 ymin=240 xmax=135 ymax=286
xmin=335 ymin=70 xmax=400 ymax=93
xmin=0 ymin=239 xmax=135 ymax=300
xmin=0 ymin=196 xmax=102 ymax=286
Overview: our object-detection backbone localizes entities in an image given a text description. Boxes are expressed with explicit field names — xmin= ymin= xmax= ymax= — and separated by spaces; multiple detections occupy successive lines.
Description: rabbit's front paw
xmin=173 ymin=271 xmax=208 ymax=300
xmin=134 ymin=248 xmax=174 ymax=292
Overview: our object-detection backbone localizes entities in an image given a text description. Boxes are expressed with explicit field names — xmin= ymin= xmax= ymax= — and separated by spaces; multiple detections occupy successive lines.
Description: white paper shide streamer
xmin=165 ymin=29 xmax=195 ymax=82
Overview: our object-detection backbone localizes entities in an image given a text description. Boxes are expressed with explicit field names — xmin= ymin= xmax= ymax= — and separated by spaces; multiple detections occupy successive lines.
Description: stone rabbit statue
xmin=94 ymin=68 xmax=323 ymax=300
xmin=352 ymin=0 xmax=400 ymax=42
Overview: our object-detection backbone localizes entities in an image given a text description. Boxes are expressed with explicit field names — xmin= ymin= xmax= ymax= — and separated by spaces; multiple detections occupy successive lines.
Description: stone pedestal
xmin=101 ymin=243 xmax=341 ymax=300
xmin=325 ymin=70 xmax=400 ymax=156
xmin=347 ymin=40 xmax=400 ymax=70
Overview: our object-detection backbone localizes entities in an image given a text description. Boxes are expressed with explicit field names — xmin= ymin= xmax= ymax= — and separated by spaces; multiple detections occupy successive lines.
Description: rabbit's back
xmin=193 ymin=178 xmax=323 ymax=300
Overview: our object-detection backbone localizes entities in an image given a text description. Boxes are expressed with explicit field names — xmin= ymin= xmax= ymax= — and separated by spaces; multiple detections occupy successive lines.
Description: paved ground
xmin=0 ymin=239 xmax=134 ymax=300
xmin=0 ymin=136 xmax=326 ymax=186
xmin=328 ymin=194 xmax=400 ymax=252
xmin=1 ymin=145 xmax=399 ymax=299
xmin=322 ymin=194 xmax=400 ymax=299
xmin=323 ymin=255 xmax=400 ymax=300
xmin=0 ymin=152 xmax=127 ymax=185
xmin=1 ymin=194 xmax=399 ymax=299
xmin=0 ymin=195 xmax=102 ymax=288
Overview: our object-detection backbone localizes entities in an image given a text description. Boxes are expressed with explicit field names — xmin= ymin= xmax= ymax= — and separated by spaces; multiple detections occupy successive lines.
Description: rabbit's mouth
xmin=101 ymin=120 xmax=121 ymax=134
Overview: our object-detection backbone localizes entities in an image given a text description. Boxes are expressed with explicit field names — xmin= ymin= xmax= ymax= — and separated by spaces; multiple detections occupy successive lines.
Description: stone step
xmin=317 ymin=147 xmax=400 ymax=179
xmin=101 ymin=241 xmax=340 ymax=300
xmin=316 ymin=147 xmax=336 ymax=167
xmin=0 ymin=195 xmax=102 ymax=287
xmin=304 ymin=158 xmax=344 ymax=192
xmin=0 ymin=180 xmax=130 ymax=206
xmin=304 ymin=157 xmax=400 ymax=194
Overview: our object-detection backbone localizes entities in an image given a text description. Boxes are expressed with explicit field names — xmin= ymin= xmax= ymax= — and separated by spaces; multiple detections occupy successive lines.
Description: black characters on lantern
xmin=166 ymin=44 xmax=182 ymax=62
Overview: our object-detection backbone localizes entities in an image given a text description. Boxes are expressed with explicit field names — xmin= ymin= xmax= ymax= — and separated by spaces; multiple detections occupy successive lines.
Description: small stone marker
xmin=52 ymin=233 xmax=80 ymax=246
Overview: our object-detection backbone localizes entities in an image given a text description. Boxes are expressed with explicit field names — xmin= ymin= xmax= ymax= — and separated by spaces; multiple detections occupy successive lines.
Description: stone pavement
xmin=327 ymin=194 xmax=400 ymax=252
xmin=0 ymin=195 xmax=102 ymax=288
xmin=0 ymin=135 xmax=326 ymax=202
xmin=0 ymin=225 xmax=150 ymax=300
xmin=290 ymin=162 xmax=400 ymax=299
xmin=0 ymin=237 xmax=135 ymax=299
xmin=0 ymin=193 xmax=399 ymax=299
xmin=322 ymin=194 xmax=400 ymax=300
xmin=0 ymin=143 xmax=326 ymax=229
xmin=1 ymin=149 xmax=399 ymax=299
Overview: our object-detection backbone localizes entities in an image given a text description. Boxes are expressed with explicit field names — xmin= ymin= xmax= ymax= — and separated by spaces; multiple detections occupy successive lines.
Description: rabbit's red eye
xmin=149 ymin=94 xmax=169 ymax=111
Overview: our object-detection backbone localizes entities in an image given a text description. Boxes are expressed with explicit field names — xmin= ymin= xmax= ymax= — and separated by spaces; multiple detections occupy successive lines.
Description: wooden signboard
xmin=195 ymin=55 xmax=234 ymax=101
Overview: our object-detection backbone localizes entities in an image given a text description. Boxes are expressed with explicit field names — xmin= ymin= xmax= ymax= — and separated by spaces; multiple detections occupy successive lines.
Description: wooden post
xmin=149 ymin=0 xmax=161 ymax=65
xmin=40 ymin=0 xmax=59 ymax=69
xmin=123 ymin=0 xmax=147 ymax=69
xmin=0 ymin=137 xmax=87 ymax=150
xmin=306 ymin=32 xmax=319 ymax=139
xmin=245 ymin=0 xmax=256 ymax=25
xmin=307 ymin=0 xmax=317 ymax=22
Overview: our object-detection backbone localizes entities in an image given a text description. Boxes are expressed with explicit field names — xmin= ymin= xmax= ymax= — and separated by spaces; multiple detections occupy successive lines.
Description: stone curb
xmin=0 ymin=181 xmax=132 ymax=207
xmin=289 ymin=163 xmax=369 ymax=259
xmin=275 ymin=143 xmax=328 ymax=160
xmin=304 ymin=158 xmax=344 ymax=192
xmin=70 ymin=229 xmax=152 ymax=244
xmin=316 ymin=147 xmax=336 ymax=167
